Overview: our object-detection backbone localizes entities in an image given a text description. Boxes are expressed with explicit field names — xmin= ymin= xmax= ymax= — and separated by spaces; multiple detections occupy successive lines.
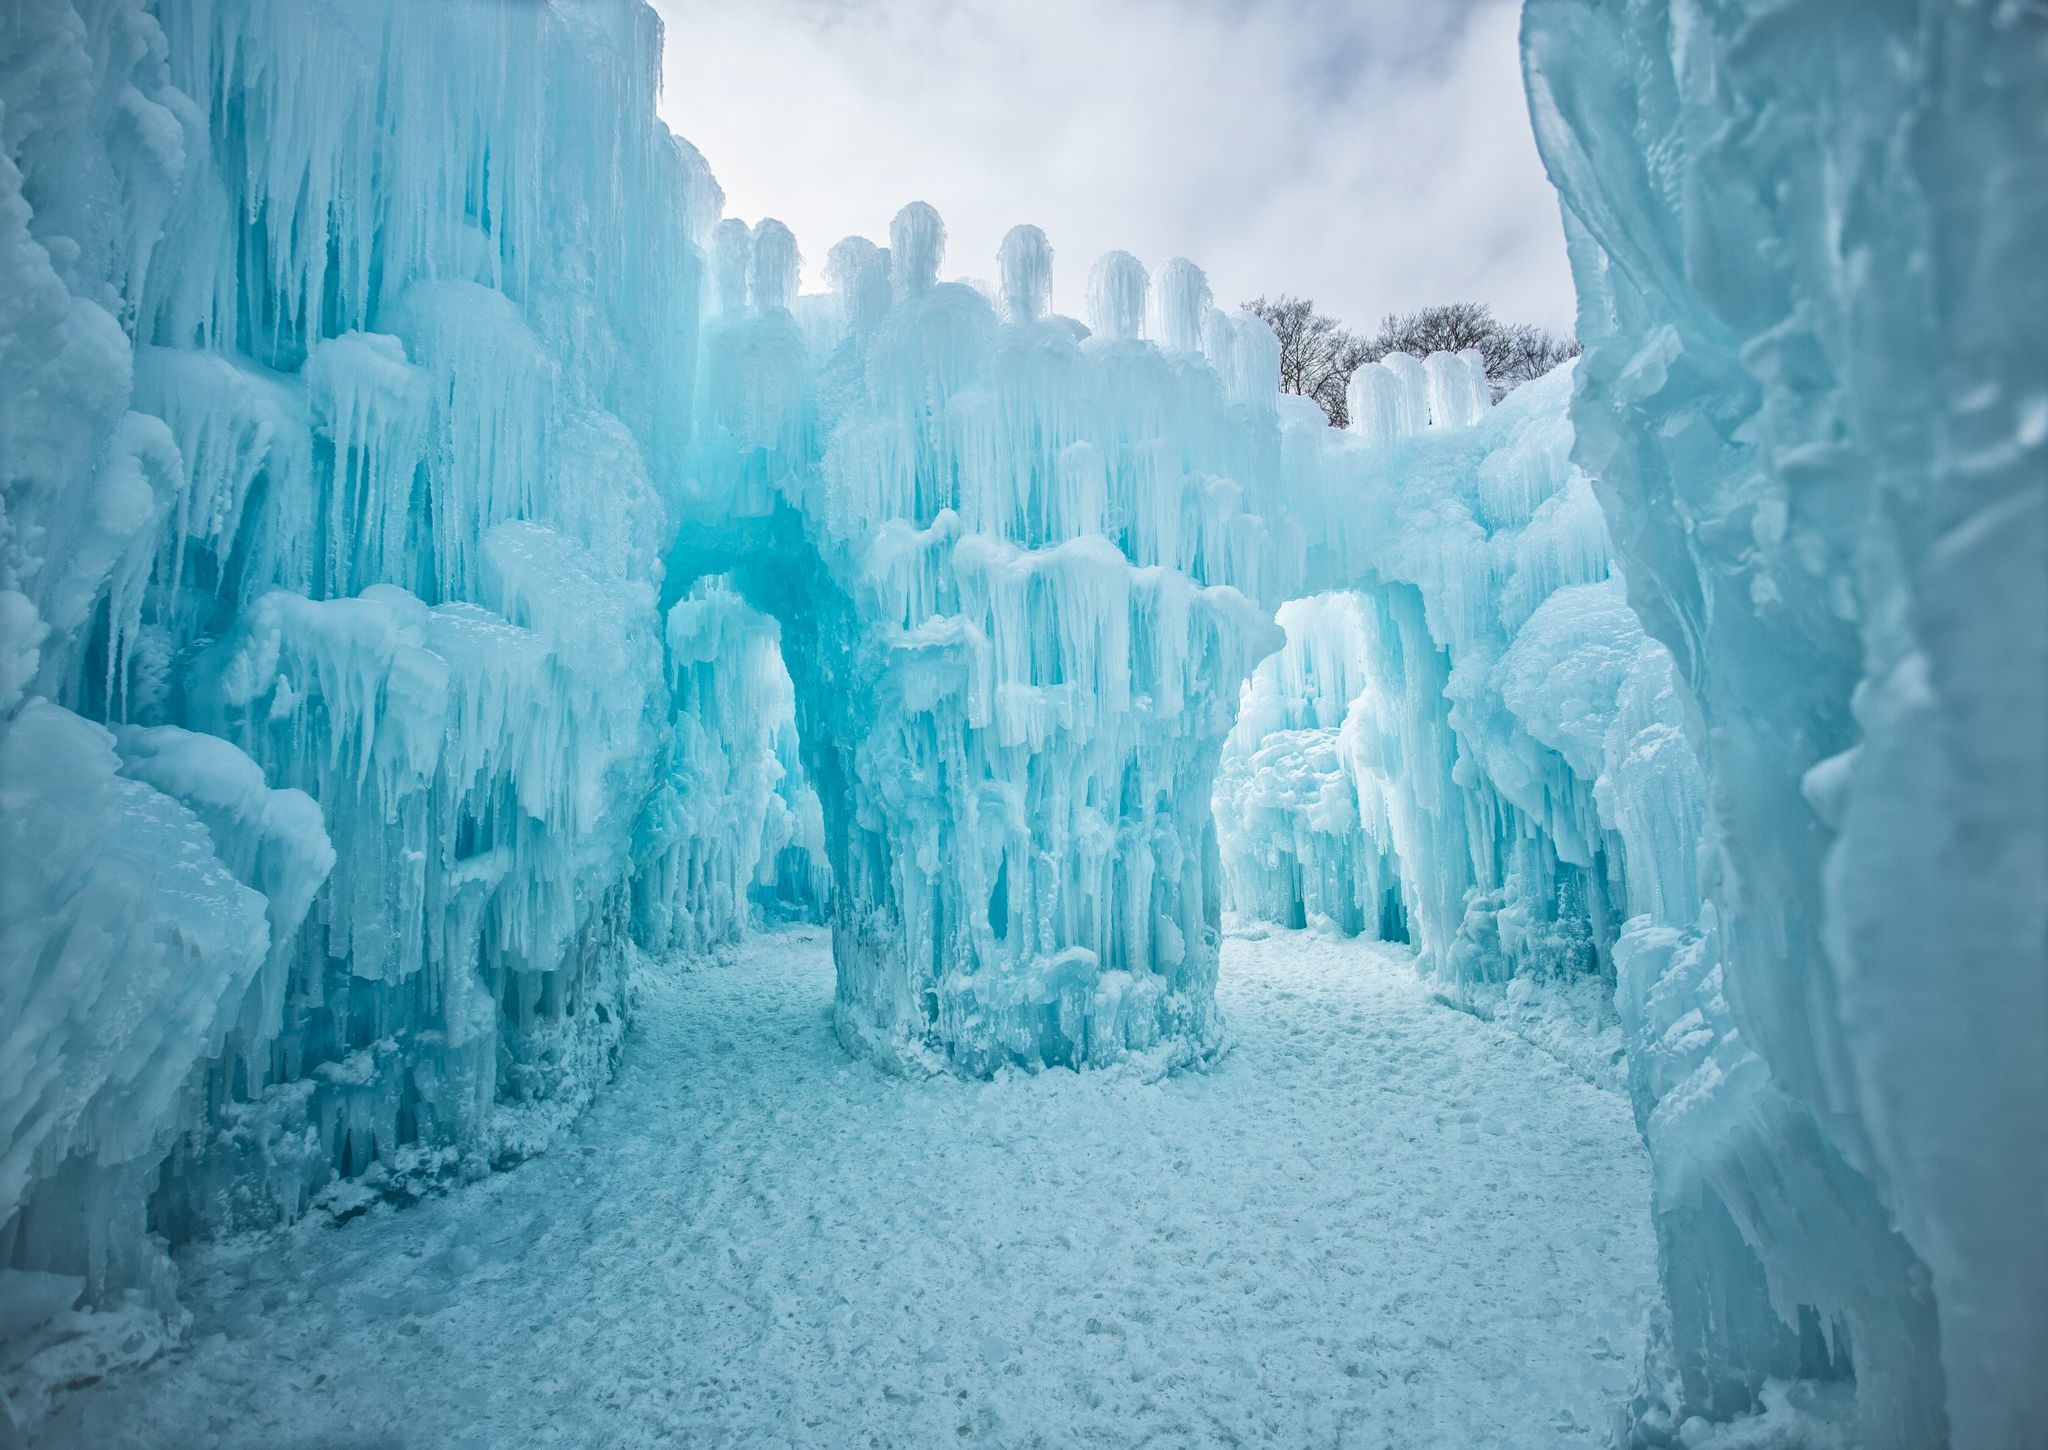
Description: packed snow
xmin=26 ymin=927 xmax=1656 ymax=1448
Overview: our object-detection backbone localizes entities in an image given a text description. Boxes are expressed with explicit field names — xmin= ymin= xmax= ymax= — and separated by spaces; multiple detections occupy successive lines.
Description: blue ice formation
xmin=675 ymin=202 xmax=1297 ymax=1076
xmin=1219 ymin=364 xmax=1649 ymax=995
xmin=0 ymin=0 xmax=718 ymax=1311
xmin=1 ymin=0 xmax=2041 ymax=1445
xmin=1522 ymin=4 xmax=2048 ymax=1445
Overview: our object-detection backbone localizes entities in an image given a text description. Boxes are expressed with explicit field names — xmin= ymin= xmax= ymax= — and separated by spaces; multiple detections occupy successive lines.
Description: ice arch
xmin=662 ymin=201 xmax=1602 ymax=1081
xmin=665 ymin=208 xmax=1301 ymax=1074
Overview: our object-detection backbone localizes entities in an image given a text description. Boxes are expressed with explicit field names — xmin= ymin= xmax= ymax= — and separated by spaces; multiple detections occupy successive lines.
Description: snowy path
xmin=42 ymin=927 xmax=1655 ymax=1449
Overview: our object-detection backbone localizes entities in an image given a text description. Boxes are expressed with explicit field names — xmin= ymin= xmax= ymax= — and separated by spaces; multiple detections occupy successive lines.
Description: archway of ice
xmin=670 ymin=202 xmax=1301 ymax=1075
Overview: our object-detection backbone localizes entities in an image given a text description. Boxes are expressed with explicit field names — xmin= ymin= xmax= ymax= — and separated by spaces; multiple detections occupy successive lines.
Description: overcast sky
xmin=651 ymin=0 xmax=1575 ymax=336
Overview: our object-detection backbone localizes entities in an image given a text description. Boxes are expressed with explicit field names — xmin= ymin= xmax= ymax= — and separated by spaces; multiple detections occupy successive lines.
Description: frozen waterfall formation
xmin=2 ymin=0 xmax=2042 ymax=1446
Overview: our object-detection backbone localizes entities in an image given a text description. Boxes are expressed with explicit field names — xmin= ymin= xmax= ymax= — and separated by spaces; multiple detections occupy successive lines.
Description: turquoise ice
xmin=0 ymin=1 xmax=2039 ymax=1445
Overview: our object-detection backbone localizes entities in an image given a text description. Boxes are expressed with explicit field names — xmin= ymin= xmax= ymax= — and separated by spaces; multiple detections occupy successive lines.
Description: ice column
xmin=738 ymin=210 xmax=1286 ymax=1075
xmin=1086 ymin=251 xmax=1150 ymax=341
xmin=1149 ymin=258 xmax=1212 ymax=354
xmin=997 ymin=225 xmax=1054 ymax=325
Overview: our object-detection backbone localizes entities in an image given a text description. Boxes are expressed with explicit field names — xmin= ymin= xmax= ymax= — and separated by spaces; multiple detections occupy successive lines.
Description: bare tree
xmin=1244 ymin=296 xmax=1580 ymax=419
xmin=1244 ymin=295 xmax=1373 ymax=428
xmin=1365 ymin=303 xmax=1579 ymax=401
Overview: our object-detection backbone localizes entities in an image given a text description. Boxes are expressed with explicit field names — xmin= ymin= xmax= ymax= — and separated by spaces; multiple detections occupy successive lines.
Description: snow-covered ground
xmin=35 ymin=926 xmax=1654 ymax=1449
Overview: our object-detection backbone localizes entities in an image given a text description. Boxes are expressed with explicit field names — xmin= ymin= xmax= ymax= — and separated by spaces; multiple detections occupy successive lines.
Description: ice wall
xmin=0 ymin=0 xmax=742 ymax=1348
xmin=1221 ymin=365 xmax=1651 ymax=999
xmin=1525 ymin=0 xmax=2047 ymax=1444
xmin=635 ymin=578 xmax=830 ymax=957
xmin=1214 ymin=593 xmax=1408 ymax=940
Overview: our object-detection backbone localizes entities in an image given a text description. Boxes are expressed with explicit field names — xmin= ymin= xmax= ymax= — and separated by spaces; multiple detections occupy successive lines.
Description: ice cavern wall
xmin=1520 ymin=1 xmax=2048 ymax=1445
xmin=2 ymin=0 xmax=2041 ymax=1445
xmin=0 ymin=0 xmax=760 ymax=1313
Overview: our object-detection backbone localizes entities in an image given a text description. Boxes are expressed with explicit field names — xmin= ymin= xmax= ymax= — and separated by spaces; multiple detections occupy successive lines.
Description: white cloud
xmin=652 ymin=0 xmax=1574 ymax=335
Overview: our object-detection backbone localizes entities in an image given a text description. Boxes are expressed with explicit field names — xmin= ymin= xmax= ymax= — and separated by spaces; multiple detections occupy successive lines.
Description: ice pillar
xmin=748 ymin=211 xmax=1286 ymax=1076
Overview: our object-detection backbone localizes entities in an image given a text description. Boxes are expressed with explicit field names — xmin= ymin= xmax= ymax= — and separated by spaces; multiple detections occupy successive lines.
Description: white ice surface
xmin=34 ymin=925 xmax=1654 ymax=1449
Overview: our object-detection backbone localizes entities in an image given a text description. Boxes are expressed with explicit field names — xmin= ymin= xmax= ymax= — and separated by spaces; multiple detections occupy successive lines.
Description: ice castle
xmin=1 ymin=1 xmax=2041 ymax=1445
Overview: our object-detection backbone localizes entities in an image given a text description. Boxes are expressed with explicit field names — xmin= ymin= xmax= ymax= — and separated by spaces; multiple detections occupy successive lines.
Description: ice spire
xmin=1086 ymin=250 xmax=1149 ymax=340
xmin=750 ymin=220 xmax=801 ymax=314
xmin=1150 ymin=258 xmax=1212 ymax=353
xmin=825 ymin=236 xmax=892 ymax=333
xmin=714 ymin=217 xmax=753 ymax=316
xmin=889 ymin=201 xmax=945 ymax=299
xmin=997 ymin=224 xmax=1053 ymax=324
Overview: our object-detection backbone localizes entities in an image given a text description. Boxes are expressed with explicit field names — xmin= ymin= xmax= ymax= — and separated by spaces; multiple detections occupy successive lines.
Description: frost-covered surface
xmin=1526 ymin=1 xmax=2048 ymax=1444
xmin=27 ymin=927 xmax=1656 ymax=1448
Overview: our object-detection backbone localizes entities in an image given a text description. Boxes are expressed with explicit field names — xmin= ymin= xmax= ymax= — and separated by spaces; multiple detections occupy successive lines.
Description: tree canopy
xmin=1364 ymin=303 xmax=1580 ymax=400
xmin=1243 ymin=296 xmax=1579 ymax=425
